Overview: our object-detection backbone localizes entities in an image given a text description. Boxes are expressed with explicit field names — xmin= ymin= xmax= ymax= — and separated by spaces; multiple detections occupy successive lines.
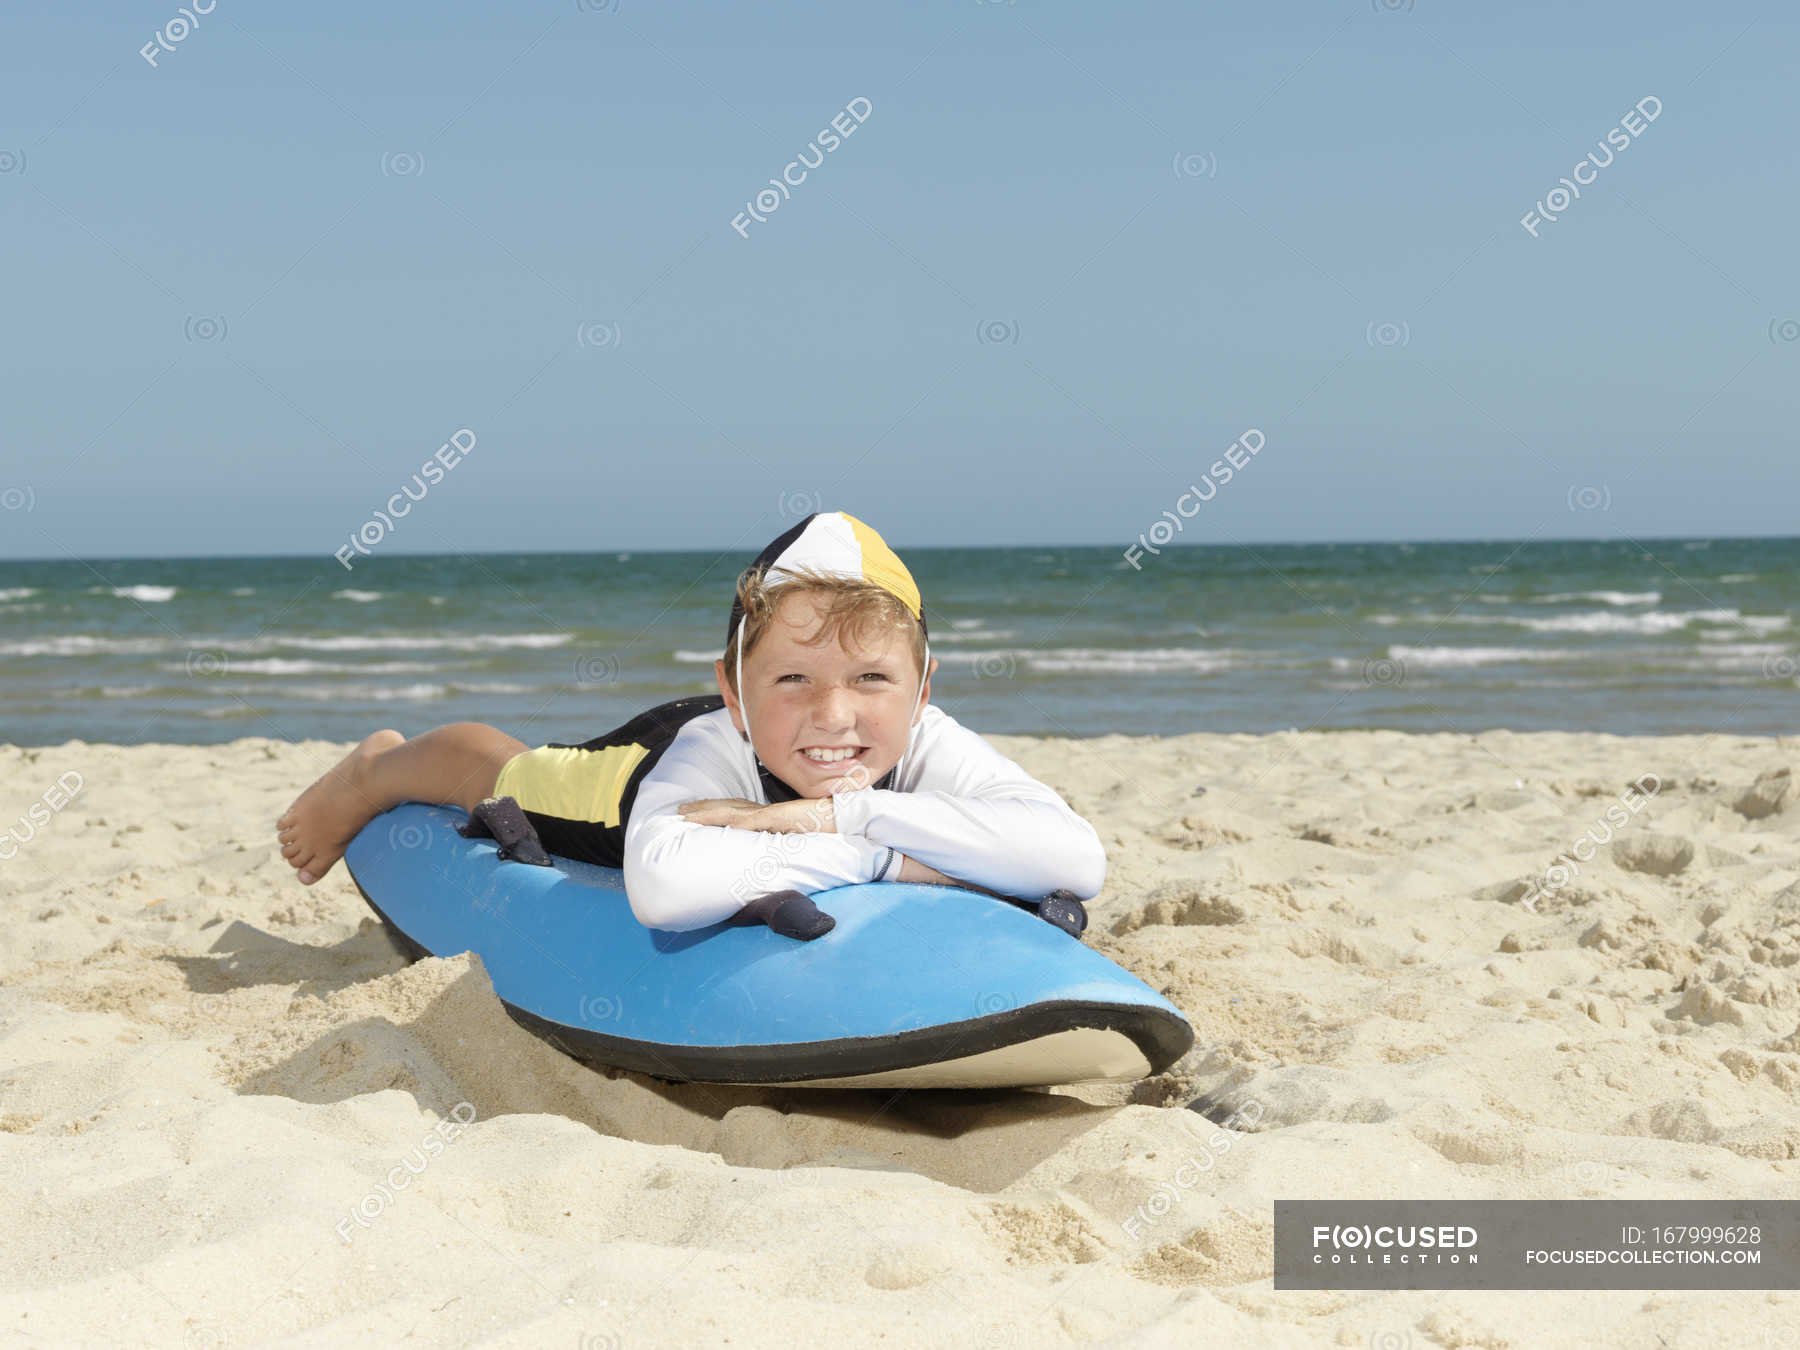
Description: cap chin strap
xmin=735 ymin=623 xmax=763 ymax=803
xmin=734 ymin=627 xmax=931 ymax=802
xmin=892 ymin=637 xmax=930 ymax=787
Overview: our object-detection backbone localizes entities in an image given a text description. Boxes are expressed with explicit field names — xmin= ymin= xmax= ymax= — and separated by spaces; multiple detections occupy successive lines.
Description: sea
xmin=0 ymin=537 xmax=1794 ymax=747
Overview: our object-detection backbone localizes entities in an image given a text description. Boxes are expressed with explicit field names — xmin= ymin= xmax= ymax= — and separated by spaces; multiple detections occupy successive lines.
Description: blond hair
xmin=723 ymin=563 xmax=927 ymax=695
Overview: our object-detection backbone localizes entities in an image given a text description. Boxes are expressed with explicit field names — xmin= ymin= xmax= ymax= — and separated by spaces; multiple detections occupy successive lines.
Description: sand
xmin=2 ymin=729 xmax=1798 ymax=1347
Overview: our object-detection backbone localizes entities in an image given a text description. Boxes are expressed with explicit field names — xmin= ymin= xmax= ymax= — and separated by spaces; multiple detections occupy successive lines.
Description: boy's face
xmin=715 ymin=590 xmax=938 ymax=799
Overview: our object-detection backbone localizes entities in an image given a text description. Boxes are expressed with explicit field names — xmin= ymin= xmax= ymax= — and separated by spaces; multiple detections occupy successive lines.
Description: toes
xmin=298 ymin=869 xmax=316 ymax=885
xmin=281 ymin=841 xmax=303 ymax=859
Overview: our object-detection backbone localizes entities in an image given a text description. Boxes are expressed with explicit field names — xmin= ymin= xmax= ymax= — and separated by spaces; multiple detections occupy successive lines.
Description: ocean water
xmin=0 ymin=537 xmax=1794 ymax=746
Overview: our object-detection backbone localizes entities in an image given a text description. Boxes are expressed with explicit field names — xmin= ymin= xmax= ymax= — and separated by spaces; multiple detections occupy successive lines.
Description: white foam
xmin=1676 ymin=643 xmax=1795 ymax=672
xmin=157 ymin=658 xmax=443 ymax=676
xmin=1537 ymin=590 xmax=1660 ymax=606
xmin=256 ymin=682 xmax=450 ymax=702
xmin=0 ymin=587 xmax=37 ymax=601
xmin=2 ymin=636 xmax=169 ymax=657
xmin=252 ymin=633 xmax=571 ymax=653
xmin=1383 ymin=645 xmax=1565 ymax=668
xmin=0 ymin=632 xmax=573 ymax=658
xmin=1694 ymin=625 xmax=1790 ymax=642
xmin=103 ymin=584 xmax=177 ymax=603
xmin=967 ymin=647 xmax=1245 ymax=675
xmin=247 ymin=680 xmax=537 ymax=702
xmin=1369 ymin=607 xmax=1786 ymax=638
xmin=230 ymin=587 xmax=256 ymax=596
xmin=332 ymin=589 xmax=385 ymax=603
xmin=1504 ymin=608 xmax=1767 ymax=636
xmin=1718 ymin=573 xmax=1757 ymax=583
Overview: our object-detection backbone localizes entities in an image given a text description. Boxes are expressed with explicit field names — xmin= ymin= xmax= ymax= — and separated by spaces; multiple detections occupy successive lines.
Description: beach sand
xmin=3 ymin=729 xmax=1798 ymax=1347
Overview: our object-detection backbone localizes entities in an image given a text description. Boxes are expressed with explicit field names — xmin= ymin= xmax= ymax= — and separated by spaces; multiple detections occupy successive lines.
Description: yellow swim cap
xmin=725 ymin=510 xmax=925 ymax=646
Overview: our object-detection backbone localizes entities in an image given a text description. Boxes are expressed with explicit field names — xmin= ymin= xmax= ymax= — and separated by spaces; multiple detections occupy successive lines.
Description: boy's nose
xmin=810 ymin=685 xmax=856 ymax=730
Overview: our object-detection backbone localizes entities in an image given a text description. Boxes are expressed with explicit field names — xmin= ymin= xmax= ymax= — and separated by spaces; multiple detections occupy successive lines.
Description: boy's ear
xmin=914 ymin=656 xmax=938 ymax=724
xmin=713 ymin=659 xmax=746 ymax=734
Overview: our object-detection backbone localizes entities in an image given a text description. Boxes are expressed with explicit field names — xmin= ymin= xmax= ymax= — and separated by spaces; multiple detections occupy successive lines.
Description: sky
xmin=1 ymin=0 xmax=1795 ymax=559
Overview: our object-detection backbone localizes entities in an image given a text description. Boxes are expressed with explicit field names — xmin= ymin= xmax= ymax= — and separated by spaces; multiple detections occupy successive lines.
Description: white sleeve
xmin=622 ymin=715 xmax=893 ymax=932
xmin=828 ymin=708 xmax=1107 ymax=901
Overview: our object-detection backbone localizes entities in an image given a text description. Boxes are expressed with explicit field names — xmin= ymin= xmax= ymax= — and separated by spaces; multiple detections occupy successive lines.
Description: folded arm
xmin=829 ymin=720 xmax=1106 ymax=901
xmin=622 ymin=741 xmax=892 ymax=932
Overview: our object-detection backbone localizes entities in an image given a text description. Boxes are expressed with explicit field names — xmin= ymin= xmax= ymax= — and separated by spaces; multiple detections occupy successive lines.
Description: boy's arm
xmin=828 ymin=710 xmax=1107 ymax=901
xmin=622 ymin=721 xmax=895 ymax=932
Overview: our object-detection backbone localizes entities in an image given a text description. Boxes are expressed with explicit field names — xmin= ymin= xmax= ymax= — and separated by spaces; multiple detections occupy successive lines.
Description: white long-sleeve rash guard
xmin=621 ymin=703 xmax=1107 ymax=932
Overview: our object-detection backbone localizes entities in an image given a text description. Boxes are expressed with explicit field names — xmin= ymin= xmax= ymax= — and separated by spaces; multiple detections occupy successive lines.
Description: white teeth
xmin=803 ymin=747 xmax=860 ymax=762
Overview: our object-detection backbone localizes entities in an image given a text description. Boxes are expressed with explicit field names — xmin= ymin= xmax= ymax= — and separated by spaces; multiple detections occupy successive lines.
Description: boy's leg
xmin=276 ymin=722 xmax=529 ymax=885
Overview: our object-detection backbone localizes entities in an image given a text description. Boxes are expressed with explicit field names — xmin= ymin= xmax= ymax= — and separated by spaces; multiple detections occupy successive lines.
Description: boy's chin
xmin=781 ymin=777 xmax=874 ymax=800
xmin=776 ymin=754 xmax=891 ymax=797
xmin=772 ymin=786 xmax=860 ymax=802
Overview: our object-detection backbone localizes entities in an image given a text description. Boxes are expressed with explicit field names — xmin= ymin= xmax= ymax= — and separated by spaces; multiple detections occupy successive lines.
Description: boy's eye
xmin=774 ymin=672 xmax=892 ymax=683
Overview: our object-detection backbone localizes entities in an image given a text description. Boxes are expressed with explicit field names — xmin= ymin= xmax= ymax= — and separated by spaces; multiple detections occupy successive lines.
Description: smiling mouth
xmin=799 ymin=746 xmax=868 ymax=766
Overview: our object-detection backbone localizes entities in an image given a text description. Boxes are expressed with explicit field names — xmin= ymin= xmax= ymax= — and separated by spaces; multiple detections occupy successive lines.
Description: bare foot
xmin=276 ymin=730 xmax=405 ymax=885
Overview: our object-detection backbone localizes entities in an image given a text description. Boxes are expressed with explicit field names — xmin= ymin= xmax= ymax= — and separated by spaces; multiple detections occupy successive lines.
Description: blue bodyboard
xmin=344 ymin=803 xmax=1194 ymax=1088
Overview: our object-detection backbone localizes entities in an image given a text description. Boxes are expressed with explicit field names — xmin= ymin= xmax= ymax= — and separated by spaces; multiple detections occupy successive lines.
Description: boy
xmin=275 ymin=511 xmax=1105 ymax=932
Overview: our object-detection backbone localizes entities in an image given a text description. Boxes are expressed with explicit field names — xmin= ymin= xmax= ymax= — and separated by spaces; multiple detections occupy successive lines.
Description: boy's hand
xmin=677 ymin=797 xmax=765 ymax=829
xmin=678 ymin=797 xmax=837 ymax=834
xmin=748 ymin=797 xmax=837 ymax=835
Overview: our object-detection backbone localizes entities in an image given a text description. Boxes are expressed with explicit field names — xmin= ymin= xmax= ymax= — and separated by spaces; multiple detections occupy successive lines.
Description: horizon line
xmin=1 ymin=529 xmax=1793 ymax=566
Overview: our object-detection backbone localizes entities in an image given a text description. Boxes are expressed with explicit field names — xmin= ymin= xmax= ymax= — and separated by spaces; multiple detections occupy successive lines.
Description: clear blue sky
xmin=2 ymin=0 xmax=1794 ymax=559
